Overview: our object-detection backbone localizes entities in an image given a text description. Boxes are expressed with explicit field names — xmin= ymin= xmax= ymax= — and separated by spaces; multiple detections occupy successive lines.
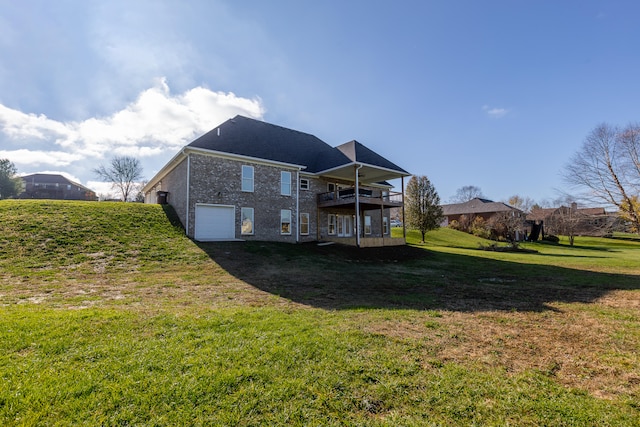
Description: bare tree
xmin=405 ymin=175 xmax=444 ymax=243
xmin=450 ymin=185 xmax=484 ymax=203
xmin=507 ymin=195 xmax=535 ymax=214
xmin=488 ymin=210 xmax=525 ymax=246
xmin=564 ymin=123 xmax=640 ymax=233
xmin=0 ymin=158 xmax=23 ymax=199
xmin=94 ymin=156 xmax=144 ymax=202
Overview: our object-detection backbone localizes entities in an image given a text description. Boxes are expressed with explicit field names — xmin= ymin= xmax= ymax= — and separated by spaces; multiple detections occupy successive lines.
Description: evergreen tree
xmin=405 ymin=175 xmax=444 ymax=243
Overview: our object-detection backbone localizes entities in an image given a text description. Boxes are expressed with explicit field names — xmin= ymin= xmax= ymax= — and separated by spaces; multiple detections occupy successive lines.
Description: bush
xmin=448 ymin=220 xmax=462 ymax=231
xmin=470 ymin=217 xmax=491 ymax=239
xmin=542 ymin=235 xmax=560 ymax=243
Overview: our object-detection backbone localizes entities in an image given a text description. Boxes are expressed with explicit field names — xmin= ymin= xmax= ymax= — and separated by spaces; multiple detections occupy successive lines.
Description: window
xmin=328 ymin=214 xmax=336 ymax=235
xmin=364 ymin=216 xmax=372 ymax=235
xmin=241 ymin=208 xmax=254 ymax=235
xmin=383 ymin=217 xmax=389 ymax=235
xmin=281 ymin=209 xmax=292 ymax=235
xmin=327 ymin=183 xmax=335 ymax=192
xmin=281 ymin=171 xmax=291 ymax=196
xmin=242 ymin=165 xmax=254 ymax=192
xmin=300 ymin=178 xmax=309 ymax=190
xmin=300 ymin=213 xmax=309 ymax=235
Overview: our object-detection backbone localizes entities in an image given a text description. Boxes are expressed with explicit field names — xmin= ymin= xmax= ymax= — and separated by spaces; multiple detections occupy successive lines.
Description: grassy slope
xmin=1 ymin=200 xmax=639 ymax=426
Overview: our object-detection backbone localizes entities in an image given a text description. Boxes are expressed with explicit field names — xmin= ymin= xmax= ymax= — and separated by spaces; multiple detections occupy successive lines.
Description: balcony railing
xmin=317 ymin=189 xmax=403 ymax=208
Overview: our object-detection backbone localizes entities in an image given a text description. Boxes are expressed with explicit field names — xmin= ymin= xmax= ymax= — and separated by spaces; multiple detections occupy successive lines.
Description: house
xmin=527 ymin=203 xmax=614 ymax=237
xmin=440 ymin=198 xmax=523 ymax=226
xmin=142 ymin=115 xmax=410 ymax=247
xmin=441 ymin=197 xmax=526 ymax=240
xmin=19 ymin=173 xmax=97 ymax=201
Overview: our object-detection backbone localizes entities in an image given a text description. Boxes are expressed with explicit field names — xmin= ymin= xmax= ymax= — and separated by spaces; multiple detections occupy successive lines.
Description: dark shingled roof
xmin=187 ymin=115 xmax=408 ymax=174
xmin=336 ymin=140 xmax=409 ymax=174
xmin=441 ymin=198 xmax=520 ymax=216
xmin=21 ymin=173 xmax=95 ymax=193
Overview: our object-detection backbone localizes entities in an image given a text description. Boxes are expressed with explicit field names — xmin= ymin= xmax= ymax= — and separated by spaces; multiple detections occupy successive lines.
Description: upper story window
xmin=242 ymin=165 xmax=254 ymax=192
xmin=281 ymin=171 xmax=291 ymax=196
xmin=300 ymin=178 xmax=309 ymax=190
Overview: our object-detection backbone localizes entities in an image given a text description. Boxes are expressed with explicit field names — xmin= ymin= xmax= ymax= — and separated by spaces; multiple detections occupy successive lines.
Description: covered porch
xmin=315 ymin=160 xmax=410 ymax=248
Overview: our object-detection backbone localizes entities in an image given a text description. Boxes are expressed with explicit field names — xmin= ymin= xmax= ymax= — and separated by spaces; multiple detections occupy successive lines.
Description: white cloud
xmin=0 ymin=78 xmax=265 ymax=183
xmin=482 ymin=105 xmax=509 ymax=119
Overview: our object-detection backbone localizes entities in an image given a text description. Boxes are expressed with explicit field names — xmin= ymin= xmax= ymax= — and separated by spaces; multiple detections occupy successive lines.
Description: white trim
xmin=299 ymin=177 xmax=310 ymax=190
xmin=316 ymin=161 xmax=410 ymax=178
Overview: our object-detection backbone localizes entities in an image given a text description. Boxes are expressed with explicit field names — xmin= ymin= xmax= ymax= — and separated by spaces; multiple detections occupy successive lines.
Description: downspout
xmin=355 ymin=166 xmax=360 ymax=247
xmin=185 ymin=152 xmax=191 ymax=237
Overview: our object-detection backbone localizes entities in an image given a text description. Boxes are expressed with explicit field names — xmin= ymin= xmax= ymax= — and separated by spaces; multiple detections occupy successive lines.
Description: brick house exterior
xmin=527 ymin=203 xmax=614 ymax=237
xmin=143 ymin=116 xmax=410 ymax=246
xmin=440 ymin=198 xmax=523 ymax=226
xmin=19 ymin=173 xmax=97 ymax=201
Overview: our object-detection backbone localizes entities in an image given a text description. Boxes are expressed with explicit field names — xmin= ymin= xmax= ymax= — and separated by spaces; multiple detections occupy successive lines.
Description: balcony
xmin=317 ymin=189 xmax=403 ymax=210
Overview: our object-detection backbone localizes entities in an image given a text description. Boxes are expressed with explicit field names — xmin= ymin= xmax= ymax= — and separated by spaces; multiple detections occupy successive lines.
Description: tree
xmin=488 ymin=210 xmax=525 ymax=246
xmin=564 ymin=123 xmax=640 ymax=234
xmin=450 ymin=185 xmax=484 ymax=203
xmin=94 ymin=156 xmax=144 ymax=202
xmin=0 ymin=159 xmax=23 ymax=199
xmin=405 ymin=175 xmax=444 ymax=243
xmin=507 ymin=194 xmax=535 ymax=214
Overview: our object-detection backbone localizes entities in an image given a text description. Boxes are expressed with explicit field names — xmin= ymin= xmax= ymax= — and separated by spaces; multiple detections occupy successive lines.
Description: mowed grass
xmin=1 ymin=200 xmax=639 ymax=426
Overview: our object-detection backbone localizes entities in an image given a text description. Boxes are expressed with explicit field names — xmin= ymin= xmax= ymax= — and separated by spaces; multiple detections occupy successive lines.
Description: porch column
xmin=355 ymin=164 xmax=361 ymax=247
xmin=380 ymin=201 xmax=384 ymax=240
xmin=401 ymin=176 xmax=406 ymax=239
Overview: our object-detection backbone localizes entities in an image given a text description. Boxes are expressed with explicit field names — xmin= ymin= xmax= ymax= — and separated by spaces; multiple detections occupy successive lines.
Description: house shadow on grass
xmin=195 ymin=241 xmax=640 ymax=312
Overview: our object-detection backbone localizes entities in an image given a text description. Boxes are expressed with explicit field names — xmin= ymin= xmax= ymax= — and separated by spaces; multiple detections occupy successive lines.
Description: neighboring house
xmin=142 ymin=115 xmax=410 ymax=247
xmin=441 ymin=197 xmax=526 ymax=240
xmin=440 ymin=198 xmax=523 ymax=226
xmin=527 ymin=203 xmax=614 ymax=237
xmin=19 ymin=174 xmax=97 ymax=201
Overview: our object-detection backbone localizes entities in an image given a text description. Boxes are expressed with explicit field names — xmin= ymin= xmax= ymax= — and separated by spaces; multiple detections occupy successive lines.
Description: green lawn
xmin=1 ymin=200 xmax=639 ymax=426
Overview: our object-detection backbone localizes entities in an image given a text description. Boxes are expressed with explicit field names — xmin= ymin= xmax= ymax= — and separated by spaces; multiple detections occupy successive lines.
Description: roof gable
xmin=336 ymin=140 xmax=409 ymax=174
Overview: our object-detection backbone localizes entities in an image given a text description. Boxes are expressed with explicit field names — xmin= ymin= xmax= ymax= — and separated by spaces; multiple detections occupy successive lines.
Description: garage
xmin=194 ymin=204 xmax=235 ymax=241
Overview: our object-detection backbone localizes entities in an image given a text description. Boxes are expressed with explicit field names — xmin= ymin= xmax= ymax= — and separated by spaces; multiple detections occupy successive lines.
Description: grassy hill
xmin=1 ymin=200 xmax=639 ymax=425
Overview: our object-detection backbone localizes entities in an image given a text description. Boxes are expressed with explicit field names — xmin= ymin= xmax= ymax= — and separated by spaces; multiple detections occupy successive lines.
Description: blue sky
xmin=1 ymin=1 xmax=639 ymax=203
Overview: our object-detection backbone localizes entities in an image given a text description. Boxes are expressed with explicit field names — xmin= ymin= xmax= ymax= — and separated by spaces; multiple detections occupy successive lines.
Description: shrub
xmin=542 ymin=235 xmax=560 ymax=243
xmin=448 ymin=220 xmax=462 ymax=231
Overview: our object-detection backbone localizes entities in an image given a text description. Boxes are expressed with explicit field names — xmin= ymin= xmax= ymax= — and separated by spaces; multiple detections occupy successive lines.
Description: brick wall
xmin=188 ymin=153 xmax=301 ymax=242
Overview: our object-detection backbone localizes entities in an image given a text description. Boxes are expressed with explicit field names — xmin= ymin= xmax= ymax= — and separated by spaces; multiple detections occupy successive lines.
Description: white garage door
xmin=194 ymin=204 xmax=235 ymax=241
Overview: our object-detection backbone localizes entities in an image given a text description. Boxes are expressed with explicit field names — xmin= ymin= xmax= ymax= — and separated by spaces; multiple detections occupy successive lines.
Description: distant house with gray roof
xmin=440 ymin=198 xmax=522 ymax=226
xmin=19 ymin=173 xmax=97 ymax=201
xmin=143 ymin=115 xmax=410 ymax=246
